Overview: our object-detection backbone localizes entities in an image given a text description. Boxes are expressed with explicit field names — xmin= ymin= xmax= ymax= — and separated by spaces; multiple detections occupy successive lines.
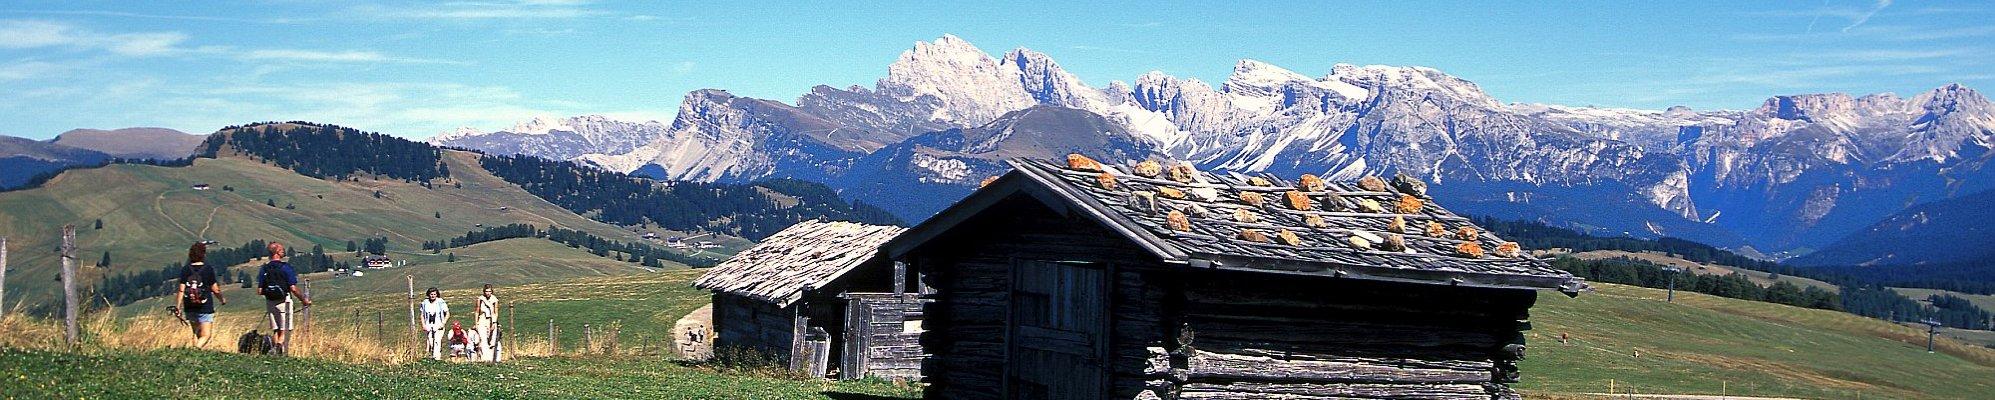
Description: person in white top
xmin=475 ymin=284 xmax=501 ymax=361
xmin=419 ymin=287 xmax=450 ymax=360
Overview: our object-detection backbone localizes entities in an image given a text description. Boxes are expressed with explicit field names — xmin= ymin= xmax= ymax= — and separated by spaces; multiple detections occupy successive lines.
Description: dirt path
xmin=154 ymin=190 xmax=199 ymax=240
xmin=197 ymin=204 xmax=222 ymax=238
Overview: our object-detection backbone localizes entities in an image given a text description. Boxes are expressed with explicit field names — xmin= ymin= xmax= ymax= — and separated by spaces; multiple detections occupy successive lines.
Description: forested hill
xmin=200 ymin=122 xmax=447 ymax=182
xmin=479 ymin=154 xmax=902 ymax=240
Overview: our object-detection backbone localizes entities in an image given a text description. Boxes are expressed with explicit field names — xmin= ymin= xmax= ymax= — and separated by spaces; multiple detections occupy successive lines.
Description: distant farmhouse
xmin=363 ymin=255 xmax=392 ymax=269
xmin=693 ymin=221 xmax=924 ymax=380
xmin=883 ymin=156 xmax=1585 ymax=399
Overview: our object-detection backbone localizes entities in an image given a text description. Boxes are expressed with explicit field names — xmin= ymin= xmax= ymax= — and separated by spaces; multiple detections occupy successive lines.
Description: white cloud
xmin=354 ymin=1 xmax=611 ymax=20
xmin=240 ymin=49 xmax=466 ymax=64
xmin=1841 ymin=0 xmax=1893 ymax=32
xmin=0 ymin=19 xmax=189 ymax=55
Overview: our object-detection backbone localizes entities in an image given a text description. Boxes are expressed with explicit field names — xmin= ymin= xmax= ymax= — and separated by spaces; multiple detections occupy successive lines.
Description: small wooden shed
xmin=691 ymin=220 xmax=925 ymax=380
xmin=885 ymin=157 xmax=1586 ymax=400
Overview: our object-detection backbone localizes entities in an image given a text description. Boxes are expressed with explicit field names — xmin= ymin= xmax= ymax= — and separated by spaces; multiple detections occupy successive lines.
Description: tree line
xmin=199 ymin=122 xmax=447 ymax=182
xmin=1552 ymin=256 xmax=1841 ymax=310
xmin=1487 ymin=217 xmax=1994 ymax=331
xmin=422 ymin=223 xmax=721 ymax=268
xmin=1476 ymin=217 xmax=1994 ymax=294
xmin=478 ymin=154 xmax=902 ymax=240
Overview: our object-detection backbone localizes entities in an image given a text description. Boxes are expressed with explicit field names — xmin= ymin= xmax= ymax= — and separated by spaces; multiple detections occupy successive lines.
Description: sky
xmin=1 ymin=0 xmax=1990 ymax=140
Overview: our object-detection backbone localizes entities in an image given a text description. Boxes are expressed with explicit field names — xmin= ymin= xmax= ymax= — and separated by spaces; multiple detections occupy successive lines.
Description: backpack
xmin=258 ymin=262 xmax=290 ymax=301
xmin=181 ymin=265 xmax=210 ymax=304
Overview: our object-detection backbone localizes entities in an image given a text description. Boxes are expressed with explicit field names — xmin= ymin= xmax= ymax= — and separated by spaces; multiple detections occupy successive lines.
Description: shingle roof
xmin=895 ymin=157 xmax=1584 ymax=294
xmin=692 ymin=220 xmax=906 ymax=307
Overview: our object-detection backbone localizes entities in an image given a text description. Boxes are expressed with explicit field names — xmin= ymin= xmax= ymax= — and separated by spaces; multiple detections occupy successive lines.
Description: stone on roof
xmin=1004 ymin=157 xmax=1584 ymax=293
xmin=692 ymin=220 xmax=906 ymax=306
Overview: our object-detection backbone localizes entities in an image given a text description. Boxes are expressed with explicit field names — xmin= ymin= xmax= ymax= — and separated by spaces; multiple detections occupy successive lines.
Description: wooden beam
xmin=892 ymin=260 xmax=907 ymax=295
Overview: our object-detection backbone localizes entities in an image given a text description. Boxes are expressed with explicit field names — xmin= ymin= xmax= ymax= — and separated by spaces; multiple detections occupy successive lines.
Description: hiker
xmin=177 ymin=243 xmax=226 ymax=348
xmin=258 ymin=242 xmax=311 ymax=356
xmin=448 ymin=321 xmax=472 ymax=358
xmin=475 ymin=284 xmax=500 ymax=361
xmin=420 ymin=287 xmax=450 ymax=360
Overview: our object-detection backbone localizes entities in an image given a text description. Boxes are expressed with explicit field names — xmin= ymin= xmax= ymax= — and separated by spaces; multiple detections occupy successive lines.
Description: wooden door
xmin=1007 ymin=260 xmax=1108 ymax=400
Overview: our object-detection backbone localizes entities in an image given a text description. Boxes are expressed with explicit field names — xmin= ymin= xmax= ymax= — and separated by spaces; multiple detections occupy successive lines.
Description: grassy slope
xmin=1570 ymin=250 xmax=1840 ymax=292
xmin=1520 ymin=282 xmax=1995 ymax=399
xmin=0 ymin=245 xmax=914 ymax=400
xmin=0 ymin=348 xmax=917 ymax=399
xmin=1890 ymin=287 xmax=1995 ymax=311
xmin=0 ymin=151 xmax=725 ymax=309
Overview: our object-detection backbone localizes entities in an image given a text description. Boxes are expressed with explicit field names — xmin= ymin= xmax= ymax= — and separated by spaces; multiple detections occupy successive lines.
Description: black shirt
xmin=179 ymin=263 xmax=218 ymax=314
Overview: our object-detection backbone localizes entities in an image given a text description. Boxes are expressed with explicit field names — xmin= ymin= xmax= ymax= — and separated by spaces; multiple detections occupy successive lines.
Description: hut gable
xmin=693 ymin=220 xmax=907 ymax=307
xmin=891 ymin=158 xmax=1585 ymax=294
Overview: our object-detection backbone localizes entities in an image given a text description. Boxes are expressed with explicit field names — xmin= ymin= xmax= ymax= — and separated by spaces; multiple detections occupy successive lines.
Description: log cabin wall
xmin=1169 ymin=270 xmax=1537 ymax=400
xmin=842 ymin=293 xmax=928 ymax=380
xmin=913 ymin=196 xmax=1172 ymax=400
xmin=711 ymin=292 xmax=800 ymax=364
xmin=911 ymin=196 xmax=1541 ymax=399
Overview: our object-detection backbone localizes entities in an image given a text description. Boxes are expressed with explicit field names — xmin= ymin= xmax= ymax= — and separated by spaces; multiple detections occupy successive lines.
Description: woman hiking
xmin=176 ymin=243 xmax=225 ymax=348
xmin=420 ymin=287 xmax=451 ymax=360
xmin=475 ymin=284 xmax=500 ymax=361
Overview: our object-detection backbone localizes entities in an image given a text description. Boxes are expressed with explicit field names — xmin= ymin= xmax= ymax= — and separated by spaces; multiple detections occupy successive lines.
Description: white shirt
xmin=421 ymin=298 xmax=450 ymax=331
xmin=477 ymin=294 xmax=498 ymax=321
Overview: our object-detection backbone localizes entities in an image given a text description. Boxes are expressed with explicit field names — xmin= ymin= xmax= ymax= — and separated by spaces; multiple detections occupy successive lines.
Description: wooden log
xmin=60 ymin=226 xmax=77 ymax=345
xmin=1186 ymin=314 xmax=1505 ymax=348
xmin=1186 ymin=349 xmax=1491 ymax=384
xmin=1179 ymin=381 xmax=1495 ymax=400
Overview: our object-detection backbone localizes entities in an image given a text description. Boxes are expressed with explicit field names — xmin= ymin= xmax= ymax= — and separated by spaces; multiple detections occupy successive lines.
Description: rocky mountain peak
xmin=1327 ymin=63 xmax=1489 ymax=106
xmin=878 ymin=35 xmax=1036 ymax=125
xmin=509 ymin=115 xmax=570 ymax=135
xmin=1001 ymin=47 xmax=1108 ymax=110
xmin=1914 ymin=83 xmax=1990 ymax=116
xmin=1664 ymin=105 xmax=1697 ymax=118
xmin=1754 ymin=93 xmax=1856 ymax=122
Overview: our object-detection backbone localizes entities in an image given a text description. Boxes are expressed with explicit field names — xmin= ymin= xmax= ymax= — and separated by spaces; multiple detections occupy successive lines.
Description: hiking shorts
xmin=186 ymin=312 xmax=214 ymax=324
xmin=266 ymin=299 xmax=294 ymax=331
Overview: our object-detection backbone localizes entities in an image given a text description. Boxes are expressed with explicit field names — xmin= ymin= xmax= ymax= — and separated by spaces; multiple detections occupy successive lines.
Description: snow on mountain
xmin=437 ymin=34 xmax=1995 ymax=257
xmin=432 ymin=115 xmax=666 ymax=161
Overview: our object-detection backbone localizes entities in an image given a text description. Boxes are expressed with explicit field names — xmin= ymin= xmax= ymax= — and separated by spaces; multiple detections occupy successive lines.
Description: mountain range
xmin=428 ymin=35 xmax=1995 ymax=264
xmin=0 ymin=127 xmax=203 ymax=189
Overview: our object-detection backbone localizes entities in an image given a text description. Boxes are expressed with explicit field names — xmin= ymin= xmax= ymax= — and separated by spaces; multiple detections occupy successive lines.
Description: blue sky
xmin=1 ymin=0 xmax=1989 ymax=139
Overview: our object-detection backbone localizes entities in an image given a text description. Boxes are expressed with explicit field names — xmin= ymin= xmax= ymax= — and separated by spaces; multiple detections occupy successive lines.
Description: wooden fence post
xmin=60 ymin=226 xmax=78 ymax=346
xmin=547 ymin=319 xmax=556 ymax=355
xmin=406 ymin=274 xmax=417 ymax=332
xmin=300 ymin=278 xmax=312 ymax=356
xmin=1 ymin=236 xmax=8 ymax=318
xmin=584 ymin=323 xmax=593 ymax=354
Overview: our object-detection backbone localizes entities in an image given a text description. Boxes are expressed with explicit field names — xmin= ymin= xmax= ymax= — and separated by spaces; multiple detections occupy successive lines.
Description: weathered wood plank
xmin=1186 ymin=349 xmax=1490 ymax=384
xmin=1179 ymin=381 xmax=1496 ymax=400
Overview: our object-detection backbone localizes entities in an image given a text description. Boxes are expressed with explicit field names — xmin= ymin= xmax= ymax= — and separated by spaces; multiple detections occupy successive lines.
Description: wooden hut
xmin=884 ymin=157 xmax=1587 ymax=400
xmin=691 ymin=220 xmax=925 ymax=380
